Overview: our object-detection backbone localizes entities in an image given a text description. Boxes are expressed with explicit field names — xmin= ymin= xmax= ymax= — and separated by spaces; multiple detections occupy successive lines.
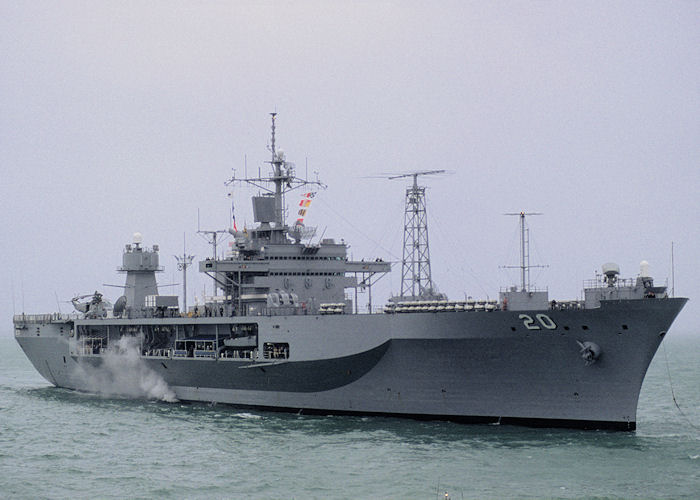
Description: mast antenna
xmin=197 ymin=229 xmax=227 ymax=272
xmin=502 ymin=212 xmax=547 ymax=292
xmin=225 ymin=113 xmax=326 ymax=229
xmin=671 ymin=241 xmax=675 ymax=297
xmin=270 ymin=112 xmax=277 ymax=160
xmin=174 ymin=233 xmax=194 ymax=313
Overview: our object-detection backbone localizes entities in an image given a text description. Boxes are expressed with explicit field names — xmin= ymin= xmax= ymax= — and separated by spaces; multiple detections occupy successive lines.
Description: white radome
xmin=602 ymin=262 xmax=620 ymax=278
xmin=640 ymin=260 xmax=650 ymax=278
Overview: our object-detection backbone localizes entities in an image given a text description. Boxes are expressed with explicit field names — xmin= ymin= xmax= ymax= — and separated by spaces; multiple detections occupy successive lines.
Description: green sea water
xmin=1 ymin=335 xmax=698 ymax=499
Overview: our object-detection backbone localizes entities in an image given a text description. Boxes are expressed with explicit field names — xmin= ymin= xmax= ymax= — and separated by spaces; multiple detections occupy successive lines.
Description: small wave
xmin=235 ymin=412 xmax=262 ymax=420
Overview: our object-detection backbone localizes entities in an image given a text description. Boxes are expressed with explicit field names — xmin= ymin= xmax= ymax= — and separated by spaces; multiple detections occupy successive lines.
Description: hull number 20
xmin=518 ymin=313 xmax=557 ymax=330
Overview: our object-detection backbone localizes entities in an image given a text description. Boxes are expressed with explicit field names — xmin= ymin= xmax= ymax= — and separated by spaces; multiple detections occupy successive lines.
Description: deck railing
xmin=13 ymin=313 xmax=78 ymax=324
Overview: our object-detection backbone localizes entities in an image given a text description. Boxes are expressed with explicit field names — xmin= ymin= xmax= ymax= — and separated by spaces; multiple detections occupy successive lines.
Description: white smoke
xmin=74 ymin=336 xmax=178 ymax=402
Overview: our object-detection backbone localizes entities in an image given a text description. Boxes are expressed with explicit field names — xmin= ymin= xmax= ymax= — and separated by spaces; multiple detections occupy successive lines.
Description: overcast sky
xmin=1 ymin=1 xmax=698 ymax=336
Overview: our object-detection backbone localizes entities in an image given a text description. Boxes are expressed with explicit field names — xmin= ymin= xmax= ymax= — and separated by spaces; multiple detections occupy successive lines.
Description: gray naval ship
xmin=14 ymin=114 xmax=687 ymax=430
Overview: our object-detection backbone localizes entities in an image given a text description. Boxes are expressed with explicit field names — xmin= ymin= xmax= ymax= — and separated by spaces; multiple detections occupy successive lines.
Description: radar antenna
xmin=225 ymin=113 xmax=326 ymax=228
xmin=174 ymin=233 xmax=194 ymax=313
xmin=384 ymin=170 xmax=448 ymax=300
xmin=502 ymin=212 xmax=547 ymax=292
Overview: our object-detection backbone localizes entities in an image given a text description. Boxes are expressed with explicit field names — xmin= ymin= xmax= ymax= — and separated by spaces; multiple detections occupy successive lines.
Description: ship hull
xmin=15 ymin=298 xmax=687 ymax=430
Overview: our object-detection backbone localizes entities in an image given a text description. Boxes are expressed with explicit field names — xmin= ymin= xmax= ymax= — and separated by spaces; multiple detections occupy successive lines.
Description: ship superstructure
xmin=14 ymin=114 xmax=687 ymax=430
xmin=200 ymin=113 xmax=391 ymax=317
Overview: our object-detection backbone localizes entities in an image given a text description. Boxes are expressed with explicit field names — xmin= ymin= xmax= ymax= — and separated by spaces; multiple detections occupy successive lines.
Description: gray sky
xmin=1 ymin=1 xmax=698 ymax=336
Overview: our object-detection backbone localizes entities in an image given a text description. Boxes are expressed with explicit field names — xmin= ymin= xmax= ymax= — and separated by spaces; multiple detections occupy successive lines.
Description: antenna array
xmin=388 ymin=170 xmax=447 ymax=300
xmin=503 ymin=212 xmax=546 ymax=291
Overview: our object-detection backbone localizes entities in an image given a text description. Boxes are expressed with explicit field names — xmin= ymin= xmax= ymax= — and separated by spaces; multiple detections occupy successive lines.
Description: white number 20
xmin=519 ymin=313 xmax=557 ymax=330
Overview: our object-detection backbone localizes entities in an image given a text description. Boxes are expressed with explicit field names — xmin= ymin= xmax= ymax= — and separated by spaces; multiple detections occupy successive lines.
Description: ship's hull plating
xmin=15 ymin=298 xmax=687 ymax=430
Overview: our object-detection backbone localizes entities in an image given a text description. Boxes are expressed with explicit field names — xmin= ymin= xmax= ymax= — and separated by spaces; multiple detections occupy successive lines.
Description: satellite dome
xmin=602 ymin=262 xmax=620 ymax=286
xmin=602 ymin=262 xmax=620 ymax=278
xmin=640 ymin=260 xmax=650 ymax=278
xmin=133 ymin=232 xmax=143 ymax=245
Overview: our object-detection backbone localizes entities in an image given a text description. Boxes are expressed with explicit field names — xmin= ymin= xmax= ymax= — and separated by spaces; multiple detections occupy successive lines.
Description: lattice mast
xmin=390 ymin=170 xmax=446 ymax=300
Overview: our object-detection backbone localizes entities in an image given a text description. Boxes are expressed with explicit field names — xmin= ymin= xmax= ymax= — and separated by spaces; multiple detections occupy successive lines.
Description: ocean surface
xmin=1 ymin=334 xmax=698 ymax=500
